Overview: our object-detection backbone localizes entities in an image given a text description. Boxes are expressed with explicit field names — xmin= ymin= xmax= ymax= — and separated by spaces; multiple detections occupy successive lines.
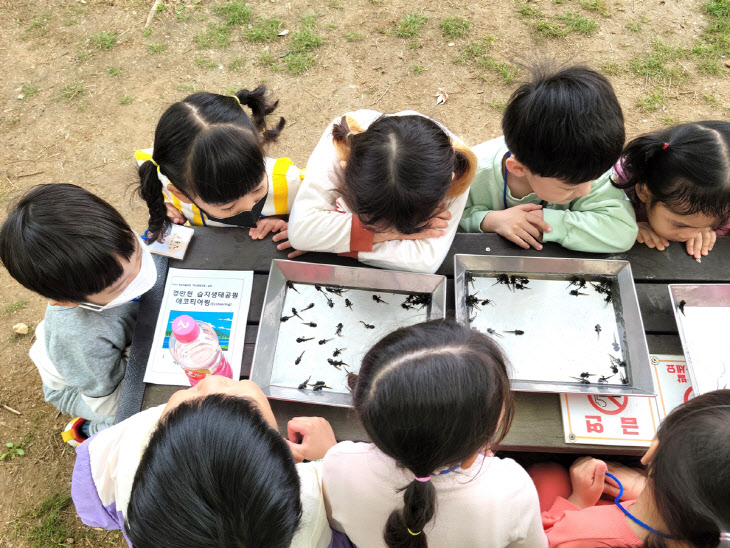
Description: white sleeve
xmin=287 ymin=119 xmax=357 ymax=254
xmin=507 ymin=469 xmax=549 ymax=548
xmin=356 ymin=190 xmax=468 ymax=274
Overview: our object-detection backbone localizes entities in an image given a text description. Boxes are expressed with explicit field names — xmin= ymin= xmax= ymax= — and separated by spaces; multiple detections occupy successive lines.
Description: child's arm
xmin=542 ymin=171 xmax=639 ymax=253
xmin=46 ymin=309 xmax=133 ymax=417
xmin=72 ymin=405 xmax=166 ymax=531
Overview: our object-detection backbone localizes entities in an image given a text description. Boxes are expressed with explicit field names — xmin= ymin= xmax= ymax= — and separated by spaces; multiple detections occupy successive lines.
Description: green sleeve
xmin=460 ymin=191 xmax=490 ymax=233
xmin=542 ymin=172 xmax=638 ymax=253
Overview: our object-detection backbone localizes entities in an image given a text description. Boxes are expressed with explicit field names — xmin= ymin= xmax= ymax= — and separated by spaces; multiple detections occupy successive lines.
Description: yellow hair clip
xmin=407 ymin=528 xmax=421 ymax=536
xmin=150 ymin=158 xmax=160 ymax=168
xmin=232 ymin=94 xmax=241 ymax=106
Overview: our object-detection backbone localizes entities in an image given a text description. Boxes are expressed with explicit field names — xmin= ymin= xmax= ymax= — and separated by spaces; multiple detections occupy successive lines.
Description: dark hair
xmin=352 ymin=320 xmax=514 ymax=548
xmin=138 ymin=86 xmax=285 ymax=242
xmin=0 ymin=183 xmax=136 ymax=302
xmin=502 ymin=64 xmax=625 ymax=185
xmin=644 ymin=389 xmax=730 ymax=548
xmin=332 ymin=114 xmax=476 ymax=234
xmin=126 ymin=394 xmax=302 ymax=548
xmin=614 ymin=121 xmax=730 ymax=225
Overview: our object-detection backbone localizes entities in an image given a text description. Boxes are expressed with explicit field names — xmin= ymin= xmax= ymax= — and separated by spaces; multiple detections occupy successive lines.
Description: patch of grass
xmin=327 ymin=23 xmax=337 ymax=29
xmin=395 ymin=13 xmax=427 ymax=38
xmin=18 ymin=492 xmax=73 ymax=548
xmin=147 ymin=43 xmax=166 ymax=54
xmin=579 ymin=0 xmax=611 ymax=16
xmin=195 ymin=24 xmax=231 ymax=48
xmin=490 ymin=101 xmax=507 ymax=111
xmin=25 ymin=11 xmax=51 ymax=35
xmin=556 ymin=12 xmax=597 ymax=34
xmin=689 ymin=0 xmax=730 ymax=70
xmin=59 ymin=84 xmax=85 ymax=101
xmin=346 ymin=32 xmax=364 ymax=42
xmin=74 ymin=49 xmax=92 ymax=63
xmin=120 ymin=95 xmax=134 ymax=105
xmin=601 ymin=62 xmax=622 ymax=75
xmin=215 ymin=1 xmax=252 ymax=26
xmin=5 ymin=299 xmax=27 ymax=316
xmin=142 ymin=27 xmax=152 ymax=37
xmin=625 ymin=21 xmax=642 ymax=32
xmin=259 ymin=50 xmax=281 ymax=70
xmin=176 ymin=83 xmax=196 ymax=92
xmin=285 ymin=52 xmax=316 ymax=75
xmin=636 ymin=89 xmax=666 ymax=111
xmin=229 ymin=56 xmax=245 ymax=70
xmin=629 ymin=39 xmax=688 ymax=84
xmin=174 ymin=2 xmax=189 ymax=20
xmin=457 ymin=36 xmax=518 ymax=83
xmin=697 ymin=58 xmax=722 ymax=74
xmin=21 ymin=84 xmax=39 ymax=97
xmin=108 ymin=66 xmax=122 ymax=76
xmin=411 ymin=65 xmax=425 ymax=73
xmin=517 ymin=3 xmax=542 ymax=19
xmin=244 ymin=17 xmax=285 ymax=42
xmin=704 ymin=93 xmax=721 ymax=107
xmin=194 ymin=56 xmax=218 ymax=70
xmin=440 ymin=16 xmax=471 ymax=39
xmin=660 ymin=115 xmax=678 ymax=126
xmin=291 ymin=17 xmax=324 ymax=52
xmin=1 ymin=441 xmax=26 ymax=460
xmin=408 ymin=41 xmax=422 ymax=49
xmin=89 ymin=31 xmax=117 ymax=50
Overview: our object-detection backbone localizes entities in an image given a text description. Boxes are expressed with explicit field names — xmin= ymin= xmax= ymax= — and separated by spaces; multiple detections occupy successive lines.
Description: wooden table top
xmin=118 ymin=230 xmax=729 ymax=456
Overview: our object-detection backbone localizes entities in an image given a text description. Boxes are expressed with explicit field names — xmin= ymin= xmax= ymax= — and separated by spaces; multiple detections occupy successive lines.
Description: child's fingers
xmin=708 ymin=230 xmax=717 ymax=252
xmin=285 ymin=439 xmax=305 ymax=463
xmin=522 ymin=220 xmax=542 ymax=241
xmin=426 ymin=217 xmax=449 ymax=230
xmin=650 ymin=232 xmax=666 ymax=251
xmin=506 ymin=231 xmax=532 ymax=250
xmin=288 ymin=249 xmax=308 ymax=258
xmin=636 ymin=230 xmax=645 ymax=244
xmin=435 ymin=210 xmax=452 ymax=221
xmin=527 ymin=215 xmax=552 ymax=234
xmin=272 ymin=230 xmax=288 ymax=243
xmin=277 ymin=240 xmax=293 ymax=251
xmin=518 ymin=229 xmax=543 ymax=251
xmin=517 ymin=203 xmax=543 ymax=212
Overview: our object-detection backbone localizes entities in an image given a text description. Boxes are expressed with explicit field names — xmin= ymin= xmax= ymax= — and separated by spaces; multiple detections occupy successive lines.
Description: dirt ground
xmin=0 ymin=0 xmax=727 ymax=545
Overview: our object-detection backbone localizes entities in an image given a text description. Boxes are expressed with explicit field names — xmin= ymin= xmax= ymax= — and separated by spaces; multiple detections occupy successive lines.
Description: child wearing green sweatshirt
xmin=461 ymin=66 xmax=638 ymax=253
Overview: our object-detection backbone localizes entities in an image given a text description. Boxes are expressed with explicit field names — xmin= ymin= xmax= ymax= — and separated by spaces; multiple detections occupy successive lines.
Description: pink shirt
xmin=542 ymin=497 xmax=642 ymax=548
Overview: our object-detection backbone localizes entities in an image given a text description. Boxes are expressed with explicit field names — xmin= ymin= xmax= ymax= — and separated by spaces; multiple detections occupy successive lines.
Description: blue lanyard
xmin=605 ymin=472 xmax=673 ymax=540
xmin=503 ymin=151 xmax=546 ymax=210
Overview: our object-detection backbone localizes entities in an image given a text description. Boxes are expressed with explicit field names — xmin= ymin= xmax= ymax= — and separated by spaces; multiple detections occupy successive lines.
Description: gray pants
xmin=42 ymin=384 xmax=115 ymax=435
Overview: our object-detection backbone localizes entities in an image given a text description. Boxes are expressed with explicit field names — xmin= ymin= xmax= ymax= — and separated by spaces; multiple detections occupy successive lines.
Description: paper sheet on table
xmin=144 ymin=225 xmax=194 ymax=260
xmin=560 ymin=354 xmax=690 ymax=446
xmin=144 ymin=268 xmax=253 ymax=385
xmin=676 ymin=307 xmax=730 ymax=395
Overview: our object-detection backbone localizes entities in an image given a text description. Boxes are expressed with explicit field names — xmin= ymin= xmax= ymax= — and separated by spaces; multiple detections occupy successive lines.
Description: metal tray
xmin=454 ymin=254 xmax=654 ymax=396
xmin=250 ymin=260 xmax=447 ymax=407
xmin=669 ymin=284 xmax=730 ymax=395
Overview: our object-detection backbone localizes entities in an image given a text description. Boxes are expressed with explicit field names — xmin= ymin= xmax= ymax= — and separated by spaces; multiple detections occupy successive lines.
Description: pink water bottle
xmin=169 ymin=315 xmax=233 ymax=386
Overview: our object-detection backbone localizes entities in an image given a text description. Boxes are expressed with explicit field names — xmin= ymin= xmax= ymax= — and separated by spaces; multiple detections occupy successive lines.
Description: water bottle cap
xmin=172 ymin=315 xmax=200 ymax=343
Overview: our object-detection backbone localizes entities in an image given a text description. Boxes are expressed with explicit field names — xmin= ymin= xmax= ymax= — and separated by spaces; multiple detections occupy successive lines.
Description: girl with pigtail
xmin=286 ymin=320 xmax=546 ymax=547
xmin=287 ymin=111 xmax=477 ymax=274
xmin=135 ymin=86 xmax=305 ymax=257
xmin=540 ymin=389 xmax=730 ymax=548
xmin=612 ymin=121 xmax=730 ymax=261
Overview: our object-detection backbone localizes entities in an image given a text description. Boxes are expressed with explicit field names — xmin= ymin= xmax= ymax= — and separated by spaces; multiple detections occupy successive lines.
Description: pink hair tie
xmin=662 ymin=142 xmax=669 ymax=150
xmin=414 ymin=476 xmax=431 ymax=482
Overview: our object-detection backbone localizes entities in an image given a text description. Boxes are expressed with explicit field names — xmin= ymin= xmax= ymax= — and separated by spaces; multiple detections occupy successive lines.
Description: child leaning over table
xmin=460 ymin=65 xmax=639 ymax=253
xmin=0 ymin=184 xmax=157 ymax=444
xmin=135 ymin=86 xmax=305 ymax=257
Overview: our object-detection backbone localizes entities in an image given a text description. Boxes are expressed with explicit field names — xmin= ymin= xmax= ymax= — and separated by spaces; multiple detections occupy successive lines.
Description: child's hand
xmin=567 ymin=456 xmax=608 ymax=509
xmin=285 ymin=416 xmax=337 ymax=462
xmin=165 ymin=203 xmax=186 ymax=225
xmin=636 ymin=222 xmax=669 ymax=251
xmin=685 ymin=228 xmax=716 ymax=260
xmin=249 ymin=217 xmax=307 ymax=259
xmin=480 ymin=204 xmax=552 ymax=250
xmin=371 ymin=209 xmax=451 ymax=243
xmin=604 ymin=461 xmax=647 ymax=501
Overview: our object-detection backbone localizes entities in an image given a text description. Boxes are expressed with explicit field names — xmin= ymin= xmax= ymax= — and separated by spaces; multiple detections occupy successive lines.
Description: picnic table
xmin=118 ymin=228 xmax=729 ymax=457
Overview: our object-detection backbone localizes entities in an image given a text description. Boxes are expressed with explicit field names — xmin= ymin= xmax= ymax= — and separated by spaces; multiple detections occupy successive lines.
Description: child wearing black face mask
xmin=0 ymin=184 xmax=157 ymax=443
xmin=135 ymin=86 xmax=305 ymax=258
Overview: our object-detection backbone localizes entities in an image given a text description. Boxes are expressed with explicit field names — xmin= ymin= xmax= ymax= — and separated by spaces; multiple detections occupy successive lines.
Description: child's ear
xmin=49 ymin=300 xmax=78 ymax=307
xmin=635 ymin=183 xmax=651 ymax=204
xmin=505 ymin=156 xmax=529 ymax=178
xmin=339 ymin=160 xmax=347 ymax=170
xmin=167 ymin=184 xmax=191 ymax=204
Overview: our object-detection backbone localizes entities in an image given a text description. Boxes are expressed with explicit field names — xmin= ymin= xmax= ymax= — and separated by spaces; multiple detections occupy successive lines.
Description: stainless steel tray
xmin=669 ymin=284 xmax=730 ymax=395
xmin=454 ymin=254 xmax=654 ymax=396
xmin=250 ymin=260 xmax=447 ymax=407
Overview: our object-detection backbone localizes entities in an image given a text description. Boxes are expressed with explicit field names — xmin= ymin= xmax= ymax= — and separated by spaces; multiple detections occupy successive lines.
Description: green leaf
xmin=16 ymin=448 xmax=24 ymax=456
xmin=6 ymin=442 xmax=13 ymax=448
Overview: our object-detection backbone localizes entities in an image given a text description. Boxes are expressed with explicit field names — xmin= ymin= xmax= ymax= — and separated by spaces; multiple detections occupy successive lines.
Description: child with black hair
xmin=72 ymin=375 xmax=340 ymax=548
xmin=612 ymin=121 xmax=730 ymax=261
xmin=290 ymin=320 xmax=546 ymax=547
xmin=461 ymin=65 xmax=639 ymax=253
xmin=0 ymin=184 xmax=157 ymax=442
xmin=287 ymin=110 xmax=477 ymax=274
xmin=540 ymin=389 xmax=730 ymax=548
xmin=136 ymin=86 xmax=305 ymax=257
